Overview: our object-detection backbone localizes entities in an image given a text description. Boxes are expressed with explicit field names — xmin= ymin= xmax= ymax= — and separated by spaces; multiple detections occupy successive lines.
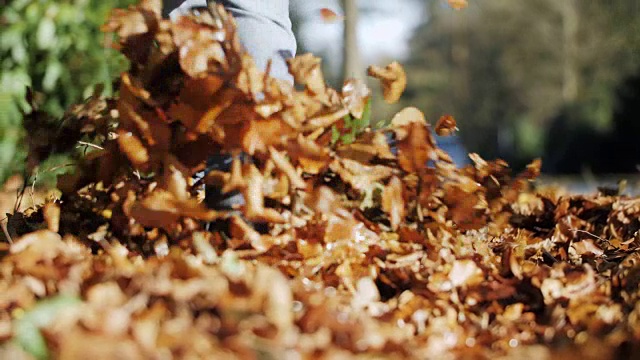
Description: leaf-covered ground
xmin=1 ymin=1 xmax=639 ymax=359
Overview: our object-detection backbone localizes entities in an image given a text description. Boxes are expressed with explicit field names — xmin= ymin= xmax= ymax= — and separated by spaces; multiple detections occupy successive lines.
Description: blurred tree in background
xmin=402 ymin=0 xmax=640 ymax=172
xmin=0 ymin=0 xmax=135 ymax=184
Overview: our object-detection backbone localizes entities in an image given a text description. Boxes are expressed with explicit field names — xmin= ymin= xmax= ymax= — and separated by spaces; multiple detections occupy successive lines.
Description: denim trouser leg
xmin=163 ymin=0 xmax=296 ymax=81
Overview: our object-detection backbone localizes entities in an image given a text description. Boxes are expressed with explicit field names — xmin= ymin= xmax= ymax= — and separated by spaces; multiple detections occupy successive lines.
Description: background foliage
xmin=0 ymin=0 xmax=134 ymax=184
xmin=401 ymin=0 xmax=640 ymax=172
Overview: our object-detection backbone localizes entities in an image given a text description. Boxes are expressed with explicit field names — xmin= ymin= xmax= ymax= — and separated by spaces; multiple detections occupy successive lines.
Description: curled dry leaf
xmin=116 ymin=130 xmax=150 ymax=169
xmin=171 ymin=17 xmax=229 ymax=77
xmin=287 ymin=135 xmax=331 ymax=174
xmin=319 ymin=8 xmax=344 ymax=23
xmin=367 ymin=61 xmax=407 ymax=104
xmin=161 ymin=156 xmax=190 ymax=201
xmin=448 ymin=259 xmax=483 ymax=288
xmin=130 ymin=190 xmax=220 ymax=229
xmin=229 ymin=216 xmax=271 ymax=253
xmin=572 ymin=239 xmax=604 ymax=257
xmin=301 ymin=107 xmax=350 ymax=132
xmin=42 ymin=202 xmax=60 ymax=233
xmin=390 ymin=106 xmax=426 ymax=128
xmin=330 ymin=158 xmax=394 ymax=192
xmin=101 ymin=7 xmax=150 ymax=41
xmin=237 ymin=117 xmax=296 ymax=155
xmin=235 ymin=54 xmax=266 ymax=98
xmin=396 ymin=120 xmax=437 ymax=173
xmin=118 ymin=100 xmax=171 ymax=150
xmin=288 ymin=53 xmax=327 ymax=96
xmin=242 ymin=164 xmax=266 ymax=219
xmin=342 ymin=78 xmax=371 ymax=119
xmin=268 ymin=147 xmax=306 ymax=189
xmin=434 ymin=114 xmax=458 ymax=136
xmin=447 ymin=0 xmax=469 ymax=10
xmin=382 ymin=177 xmax=405 ymax=231
xmin=221 ymin=156 xmax=245 ymax=193
xmin=10 ymin=230 xmax=62 ymax=256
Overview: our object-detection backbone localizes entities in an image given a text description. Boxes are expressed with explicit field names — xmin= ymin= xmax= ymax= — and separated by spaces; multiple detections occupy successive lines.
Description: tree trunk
xmin=562 ymin=0 xmax=579 ymax=103
xmin=342 ymin=0 xmax=363 ymax=82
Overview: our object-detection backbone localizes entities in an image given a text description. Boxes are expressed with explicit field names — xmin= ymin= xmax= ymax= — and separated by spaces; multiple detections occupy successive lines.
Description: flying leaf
xmin=367 ymin=61 xmax=407 ymax=104
xmin=319 ymin=8 xmax=344 ymax=23
xmin=447 ymin=0 xmax=469 ymax=10
xmin=435 ymin=114 xmax=458 ymax=136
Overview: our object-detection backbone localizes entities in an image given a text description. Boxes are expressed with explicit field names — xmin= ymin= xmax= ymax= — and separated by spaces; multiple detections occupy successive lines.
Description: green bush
xmin=0 ymin=0 xmax=135 ymax=184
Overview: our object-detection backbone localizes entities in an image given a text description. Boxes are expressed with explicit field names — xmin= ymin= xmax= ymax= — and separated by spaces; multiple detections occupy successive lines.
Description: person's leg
xmin=217 ymin=0 xmax=295 ymax=80
xmin=163 ymin=0 xmax=296 ymax=81
xmin=163 ymin=0 xmax=206 ymax=18
xmin=162 ymin=0 xmax=296 ymax=222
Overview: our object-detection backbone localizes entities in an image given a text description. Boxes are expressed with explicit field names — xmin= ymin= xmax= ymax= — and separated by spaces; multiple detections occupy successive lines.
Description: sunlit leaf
xmin=447 ymin=0 xmax=469 ymax=10
xmin=319 ymin=8 xmax=344 ymax=23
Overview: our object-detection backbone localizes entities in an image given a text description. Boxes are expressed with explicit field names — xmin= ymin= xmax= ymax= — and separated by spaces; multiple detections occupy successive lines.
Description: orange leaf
xmin=434 ymin=114 xmax=458 ymax=136
xmin=367 ymin=62 xmax=407 ymax=104
xmin=447 ymin=0 xmax=469 ymax=10
xmin=382 ymin=176 xmax=405 ymax=231
xmin=319 ymin=8 xmax=344 ymax=23
xmin=130 ymin=190 xmax=221 ymax=230
xmin=117 ymin=130 xmax=150 ymax=169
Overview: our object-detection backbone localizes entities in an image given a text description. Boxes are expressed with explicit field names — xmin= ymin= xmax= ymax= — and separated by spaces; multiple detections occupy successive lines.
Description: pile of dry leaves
xmin=1 ymin=1 xmax=640 ymax=358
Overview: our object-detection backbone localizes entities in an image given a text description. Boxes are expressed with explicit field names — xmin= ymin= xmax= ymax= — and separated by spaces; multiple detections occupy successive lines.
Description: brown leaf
xmin=229 ymin=216 xmax=272 ymax=252
xmin=330 ymin=158 xmax=394 ymax=191
xmin=447 ymin=0 xmax=469 ymax=10
xmin=336 ymin=131 xmax=396 ymax=163
xmin=130 ymin=190 xmax=220 ymax=230
xmin=243 ymin=163 xmax=266 ymax=220
xmin=118 ymin=100 xmax=170 ymax=150
xmin=236 ymin=117 xmax=296 ymax=155
xmin=117 ymin=130 xmax=150 ymax=169
xmin=396 ymin=121 xmax=437 ymax=173
xmin=319 ymin=8 xmax=344 ymax=23
xmin=172 ymin=17 xmax=229 ymax=77
xmin=268 ymin=147 xmax=307 ymax=189
xmin=161 ymin=156 xmax=191 ymax=201
xmin=288 ymin=53 xmax=327 ymax=96
xmin=287 ymin=135 xmax=331 ymax=174
xmin=434 ymin=114 xmax=458 ymax=136
xmin=390 ymin=106 xmax=426 ymax=127
xmin=448 ymin=260 xmax=484 ymax=288
xmin=194 ymin=88 xmax=239 ymax=133
xmin=221 ymin=156 xmax=246 ymax=194
xmin=42 ymin=202 xmax=60 ymax=233
xmin=236 ymin=54 xmax=265 ymax=98
xmin=382 ymin=177 xmax=405 ymax=231
xmin=443 ymin=184 xmax=487 ymax=231
xmin=342 ymin=78 xmax=371 ymax=119
xmin=572 ymin=239 xmax=604 ymax=257
xmin=367 ymin=61 xmax=407 ymax=104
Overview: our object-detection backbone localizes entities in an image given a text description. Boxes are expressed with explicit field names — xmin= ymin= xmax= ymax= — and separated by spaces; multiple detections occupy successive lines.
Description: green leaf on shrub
xmin=36 ymin=18 xmax=56 ymax=50
xmin=43 ymin=61 xmax=62 ymax=91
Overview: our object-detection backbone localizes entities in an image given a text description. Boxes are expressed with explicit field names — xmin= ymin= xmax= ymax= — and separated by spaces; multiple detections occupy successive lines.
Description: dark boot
xmin=197 ymin=154 xmax=268 ymax=234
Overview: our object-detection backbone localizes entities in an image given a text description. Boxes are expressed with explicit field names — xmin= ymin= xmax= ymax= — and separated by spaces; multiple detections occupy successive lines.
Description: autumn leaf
xmin=435 ymin=114 xmax=459 ymax=136
xmin=319 ymin=8 xmax=344 ymax=23
xmin=447 ymin=0 xmax=469 ymax=10
xmin=367 ymin=61 xmax=407 ymax=104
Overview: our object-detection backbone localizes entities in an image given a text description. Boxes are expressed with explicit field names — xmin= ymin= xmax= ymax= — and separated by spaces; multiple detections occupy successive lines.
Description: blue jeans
xmin=163 ymin=0 xmax=296 ymax=81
